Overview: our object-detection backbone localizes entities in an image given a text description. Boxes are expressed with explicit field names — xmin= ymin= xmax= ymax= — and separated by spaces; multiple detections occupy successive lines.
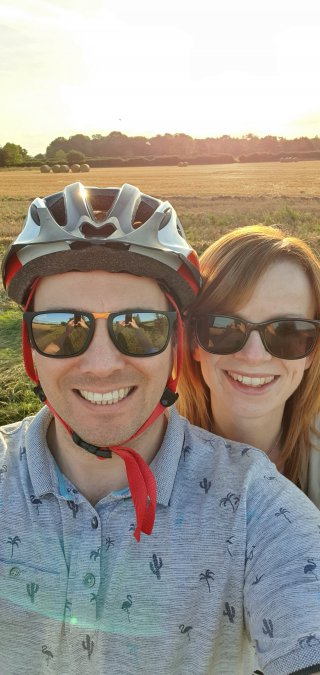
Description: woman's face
xmin=193 ymin=259 xmax=316 ymax=425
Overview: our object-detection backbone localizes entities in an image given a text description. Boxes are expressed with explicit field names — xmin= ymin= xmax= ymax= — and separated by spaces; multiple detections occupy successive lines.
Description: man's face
xmin=32 ymin=270 xmax=174 ymax=447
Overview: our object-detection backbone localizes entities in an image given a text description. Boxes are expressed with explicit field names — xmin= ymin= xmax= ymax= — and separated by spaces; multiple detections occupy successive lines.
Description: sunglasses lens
xmin=265 ymin=321 xmax=317 ymax=359
xmin=110 ymin=312 xmax=171 ymax=356
xmin=196 ymin=316 xmax=246 ymax=354
xmin=31 ymin=312 xmax=91 ymax=356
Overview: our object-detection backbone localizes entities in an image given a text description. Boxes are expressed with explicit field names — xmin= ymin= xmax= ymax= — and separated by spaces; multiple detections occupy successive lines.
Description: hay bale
xmin=70 ymin=163 xmax=81 ymax=173
xmin=59 ymin=164 xmax=70 ymax=173
xmin=80 ymin=163 xmax=90 ymax=172
xmin=52 ymin=164 xmax=61 ymax=173
xmin=40 ymin=164 xmax=51 ymax=173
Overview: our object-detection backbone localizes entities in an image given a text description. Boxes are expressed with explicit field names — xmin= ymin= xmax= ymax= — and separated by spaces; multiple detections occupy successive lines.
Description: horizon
xmin=1 ymin=0 xmax=319 ymax=156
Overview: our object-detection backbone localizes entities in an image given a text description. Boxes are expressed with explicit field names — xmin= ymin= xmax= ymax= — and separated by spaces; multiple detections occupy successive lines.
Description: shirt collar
xmin=25 ymin=405 xmax=186 ymax=506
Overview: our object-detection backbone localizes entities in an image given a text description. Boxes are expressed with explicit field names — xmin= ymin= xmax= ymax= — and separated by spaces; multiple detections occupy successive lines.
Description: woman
xmin=178 ymin=225 xmax=320 ymax=506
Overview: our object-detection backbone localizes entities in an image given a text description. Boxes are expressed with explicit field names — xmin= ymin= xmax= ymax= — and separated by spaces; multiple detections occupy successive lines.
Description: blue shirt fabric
xmin=0 ymin=405 xmax=320 ymax=675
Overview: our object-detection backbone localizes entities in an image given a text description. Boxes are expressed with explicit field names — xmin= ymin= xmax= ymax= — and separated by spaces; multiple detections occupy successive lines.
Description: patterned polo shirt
xmin=0 ymin=406 xmax=320 ymax=675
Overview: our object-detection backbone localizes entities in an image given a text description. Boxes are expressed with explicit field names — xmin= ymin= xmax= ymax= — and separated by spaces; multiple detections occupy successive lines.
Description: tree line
xmin=1 ymin=132 xmax=320 ymax=167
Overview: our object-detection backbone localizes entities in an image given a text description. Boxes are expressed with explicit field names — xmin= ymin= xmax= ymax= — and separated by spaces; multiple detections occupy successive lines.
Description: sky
xmin=1 ymin=0 xmax=319 ymax=156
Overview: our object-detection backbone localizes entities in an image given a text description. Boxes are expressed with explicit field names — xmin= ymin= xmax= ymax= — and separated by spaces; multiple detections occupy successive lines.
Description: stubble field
xmin=0 ymin=162 xmax=320 ymax=424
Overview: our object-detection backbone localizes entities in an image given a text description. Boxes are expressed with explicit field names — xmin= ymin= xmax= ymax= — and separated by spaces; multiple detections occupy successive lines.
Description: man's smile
xmin=78 ymin=386 xmax=133 ymax=405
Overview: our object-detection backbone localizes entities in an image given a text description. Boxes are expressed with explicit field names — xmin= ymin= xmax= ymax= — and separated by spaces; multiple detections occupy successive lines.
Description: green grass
xmin=0 ymin=308 xmax=42 ymax=426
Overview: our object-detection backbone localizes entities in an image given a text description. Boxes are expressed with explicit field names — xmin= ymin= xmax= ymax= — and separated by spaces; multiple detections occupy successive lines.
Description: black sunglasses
xmin=24 ymin=309 xmax=177 ymax=358
xmin=194 ymin=314 xmax=320 ymax=360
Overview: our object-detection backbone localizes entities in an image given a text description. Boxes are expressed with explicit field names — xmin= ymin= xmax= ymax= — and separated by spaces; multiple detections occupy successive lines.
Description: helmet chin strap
xmin=23 ymin=284 xmax=183 ymax=542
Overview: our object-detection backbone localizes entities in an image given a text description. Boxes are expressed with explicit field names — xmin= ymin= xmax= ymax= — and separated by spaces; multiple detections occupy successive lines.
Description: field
xmin=0 ymin=162 xmax=320 ymax=425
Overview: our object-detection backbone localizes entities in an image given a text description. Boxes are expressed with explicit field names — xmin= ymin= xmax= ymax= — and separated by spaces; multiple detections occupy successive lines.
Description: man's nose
xmin=78 ymin=318 xmax=127 ymax=373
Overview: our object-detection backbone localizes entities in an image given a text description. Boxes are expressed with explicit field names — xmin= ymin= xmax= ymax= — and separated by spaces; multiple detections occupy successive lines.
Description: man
xmin=1 ymin=182 xmax=320 ymax=675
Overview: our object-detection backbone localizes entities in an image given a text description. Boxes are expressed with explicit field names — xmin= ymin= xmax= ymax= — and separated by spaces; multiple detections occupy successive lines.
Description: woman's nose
xmin=234 ymin=329 xmax=273 ymax=363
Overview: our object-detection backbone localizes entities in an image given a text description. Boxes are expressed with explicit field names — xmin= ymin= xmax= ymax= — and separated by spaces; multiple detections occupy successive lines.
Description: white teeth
xmin=79 ymin=387 xmax=131 ymax=404
xmin=228 ymin=372 xmax=274 ymax=387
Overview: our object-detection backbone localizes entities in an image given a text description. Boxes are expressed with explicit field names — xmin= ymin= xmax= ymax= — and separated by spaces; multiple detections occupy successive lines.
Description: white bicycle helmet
xmin=2 ymin=182 xmax=201 ymax=309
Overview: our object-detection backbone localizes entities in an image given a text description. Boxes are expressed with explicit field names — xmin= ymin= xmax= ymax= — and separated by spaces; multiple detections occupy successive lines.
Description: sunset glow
xmin=0 ymin=0 xmax=319 ymax=155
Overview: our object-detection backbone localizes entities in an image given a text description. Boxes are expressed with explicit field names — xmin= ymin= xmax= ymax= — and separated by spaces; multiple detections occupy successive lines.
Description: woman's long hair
xmin=178 ymin=225 xmax=320 ymax=487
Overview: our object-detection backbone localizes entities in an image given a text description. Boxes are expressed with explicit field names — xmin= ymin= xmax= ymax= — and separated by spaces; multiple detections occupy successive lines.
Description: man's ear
xmin=192 ymin=344 xmax=201 ymax=362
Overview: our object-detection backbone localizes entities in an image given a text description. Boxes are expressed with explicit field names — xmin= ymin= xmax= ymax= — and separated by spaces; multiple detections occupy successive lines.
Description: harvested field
xmin=0 ymin=161 xmax=320 ymax=198
xmin=0 ymin=163 xmax=319 ymax=254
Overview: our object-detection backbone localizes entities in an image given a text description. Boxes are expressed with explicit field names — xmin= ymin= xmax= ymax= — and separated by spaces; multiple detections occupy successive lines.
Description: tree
xmin=2 ymin=142 xmax=29 ymax=166
xmin=66 ymin=149 xmax=85 ymax=164
xmin=46 ymin=136 xmax=68 ymax=158
xmin=52 ymin=149 xmax=67 ymax=163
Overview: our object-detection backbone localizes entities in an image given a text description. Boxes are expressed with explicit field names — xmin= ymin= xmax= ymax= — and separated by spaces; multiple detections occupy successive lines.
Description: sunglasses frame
xmin=23 ymin=309 xmax=177 ymax=358
xmin=193 ymin=314 xmax=320 ymax=360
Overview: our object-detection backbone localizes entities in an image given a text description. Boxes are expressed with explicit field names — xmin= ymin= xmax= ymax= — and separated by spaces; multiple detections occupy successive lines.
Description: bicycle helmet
xmin=2 ymin=182 xmax=200 ymax=309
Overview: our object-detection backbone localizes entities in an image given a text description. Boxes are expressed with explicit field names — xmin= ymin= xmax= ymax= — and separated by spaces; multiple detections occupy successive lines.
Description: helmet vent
xmin=80 ymin=222 xmax=116 ymax=237
xmin=30 ymin=204 xmax=40 ymax=226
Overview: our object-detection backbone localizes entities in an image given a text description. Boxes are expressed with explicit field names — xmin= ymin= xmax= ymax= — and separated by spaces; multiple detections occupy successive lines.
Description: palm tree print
xmin=7 ymin=535 xmax=21 ymax=558
xmin=105 ymin=537 xmax=114 ymax=550
xmin=121 ymin=594 xmax=133 ymax=621
xmin=67 ymin=500 xmax=79 ymax=518
xmin=199 ymin=569 xmax=215 ymax=592
xmin=275 ymin=507 xmax=292 ymax=523
xmin=219 ymin=492 xmax=240 ymax=512
xmin=179 ymin=624 xmax=192 ymax=641
xmin=30 ymin=494 xmax=42 ymax=515
xmin=304 ymin=559 xmax=318 ymax=580
xmin=42 ymin=645 xmax=53 ymax=664
xmin=90 ymin=548 xmax=100 ymax=561
xmin=252 ymin=574 xmax=264 ymax=585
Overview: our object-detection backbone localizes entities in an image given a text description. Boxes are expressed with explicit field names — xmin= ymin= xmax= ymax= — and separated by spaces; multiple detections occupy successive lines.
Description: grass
xmin=0 ymin=163 xmax=320 ymax=425
xmin=0 ymin=308 xmax=42 ymax=425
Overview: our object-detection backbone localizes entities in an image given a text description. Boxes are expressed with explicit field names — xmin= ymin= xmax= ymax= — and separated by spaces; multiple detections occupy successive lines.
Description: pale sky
xmin=1 ymin=0 xmax=319 ymax=155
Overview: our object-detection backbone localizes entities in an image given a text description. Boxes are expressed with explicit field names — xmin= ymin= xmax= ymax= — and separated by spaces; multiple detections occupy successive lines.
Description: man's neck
xmin=47 ymin=413 xmax=168 ymax=505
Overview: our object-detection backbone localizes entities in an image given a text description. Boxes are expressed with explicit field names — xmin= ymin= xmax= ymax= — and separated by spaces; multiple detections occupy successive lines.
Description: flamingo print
xmin=179 ymin=624 xmax=192 ymax=642
xmin=0 ymin=465 xmax=7 ymax=483
xmin=42 ymin=645 xmax=53 ymax=664
xmin=90 ymin=548 xmax=100 ymax=561
xmin=219 ymin=492 xmax=240 ymax=512
xmin=122 ymin=594 xmax=133 ymax=621
xmin=304 ymin=559 xmax=318 ymax=580
xmin=30 ymin=495 xmax=42 ymax=515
